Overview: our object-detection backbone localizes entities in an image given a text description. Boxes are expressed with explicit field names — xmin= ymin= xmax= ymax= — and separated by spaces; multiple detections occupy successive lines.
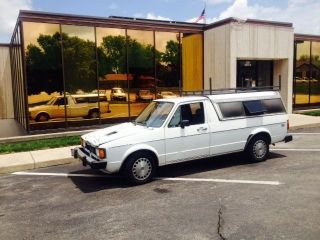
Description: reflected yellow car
xmin=29 ymin=94 xmax=111 ymax=122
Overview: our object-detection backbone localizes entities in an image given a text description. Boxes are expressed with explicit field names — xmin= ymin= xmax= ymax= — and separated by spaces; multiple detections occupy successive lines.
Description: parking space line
xmin=155 ymin=177 xmax=282 ymax=185
xmin=271 ymin=149 xmax=320 ymax=151
xmin=12 ymin=172 xmax=111 ymax=178
xmin=12 ymin=172 xmax=282 ymax=185
xmin=291 ymin=133 xmax=320 ymax=135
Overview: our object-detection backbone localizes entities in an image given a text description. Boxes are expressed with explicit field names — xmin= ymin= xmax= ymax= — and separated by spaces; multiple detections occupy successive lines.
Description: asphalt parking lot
xmin=0 ymin=129 xmax=320 ymax=240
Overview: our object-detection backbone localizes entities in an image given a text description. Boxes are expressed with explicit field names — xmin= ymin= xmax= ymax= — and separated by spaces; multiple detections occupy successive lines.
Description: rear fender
xmin=245 ymin=128 xmax=272 ymax=149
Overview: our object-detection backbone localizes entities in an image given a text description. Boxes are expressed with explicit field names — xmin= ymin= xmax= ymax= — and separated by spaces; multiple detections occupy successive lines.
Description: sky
xmin=0 ymin=0 xmax=320 ymax=43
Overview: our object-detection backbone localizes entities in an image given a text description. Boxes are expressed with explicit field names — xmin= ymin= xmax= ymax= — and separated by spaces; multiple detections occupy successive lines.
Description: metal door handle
xmin=197 ymin=127 xmax=207 ymax=132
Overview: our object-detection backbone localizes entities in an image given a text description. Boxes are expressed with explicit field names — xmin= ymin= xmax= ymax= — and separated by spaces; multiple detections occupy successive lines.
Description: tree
xmin=26 ymin=32 xmax=63 ymax=95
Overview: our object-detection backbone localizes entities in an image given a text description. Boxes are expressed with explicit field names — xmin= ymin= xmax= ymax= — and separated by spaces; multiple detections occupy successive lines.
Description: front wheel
xmin=88 ymin=109 xmax=100 ymax=119
xmin=124 ymin=152 xmax=157 ymax=185
xmin=246 ymin=135 xmax=269 ymax=162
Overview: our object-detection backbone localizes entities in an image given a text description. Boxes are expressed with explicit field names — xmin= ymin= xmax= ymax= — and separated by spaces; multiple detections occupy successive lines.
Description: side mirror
xmin=181 ymin=119 xmax=190 ymax=129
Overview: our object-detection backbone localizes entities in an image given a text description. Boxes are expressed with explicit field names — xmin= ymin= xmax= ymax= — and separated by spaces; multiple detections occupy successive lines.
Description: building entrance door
xmin=237 ymin=60 xmax=273 ymax=88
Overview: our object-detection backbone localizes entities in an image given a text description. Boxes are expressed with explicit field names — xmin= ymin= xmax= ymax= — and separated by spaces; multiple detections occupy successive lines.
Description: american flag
xmin=195 ymin=8 xmax=205 ymax=23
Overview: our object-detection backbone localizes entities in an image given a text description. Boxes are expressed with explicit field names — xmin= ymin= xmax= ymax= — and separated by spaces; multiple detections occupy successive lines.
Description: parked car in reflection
xmin=29 ymin=94 xmax=111 ymax=122
xmin=110 ymin=87 xmax=127 ymax=101
xmin=136 ymin=90 xmax=154 ymax=102
xmin=157 ymin=91 xmax=179 ymax=99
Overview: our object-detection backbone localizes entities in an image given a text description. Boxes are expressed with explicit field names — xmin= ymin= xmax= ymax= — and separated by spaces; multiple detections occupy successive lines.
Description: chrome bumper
xmin=71 ymin=147 xmax=107 ymax=169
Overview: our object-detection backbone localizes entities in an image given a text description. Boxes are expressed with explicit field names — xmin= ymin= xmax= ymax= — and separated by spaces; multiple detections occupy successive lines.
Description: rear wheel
xmin=246 ymin=135 xmax=269 ymax=162
xmin=124 ymin=152 xmax=157 ymax=185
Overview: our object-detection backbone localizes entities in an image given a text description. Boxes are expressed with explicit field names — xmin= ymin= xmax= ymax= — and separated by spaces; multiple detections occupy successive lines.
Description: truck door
xmin=52 ymin=97 xmax=67 ymax=119
xmin=164 ymin=101 xmax=210 ymax=163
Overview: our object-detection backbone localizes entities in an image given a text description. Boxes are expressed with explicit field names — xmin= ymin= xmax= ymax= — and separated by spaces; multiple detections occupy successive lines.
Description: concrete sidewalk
xmin=289 ymin=113 xmax=320 ymax=130
xmin=0 ymin=145 xmax=78 ymax=174
xmin=0 ymin=113 xmax=320 ymax=174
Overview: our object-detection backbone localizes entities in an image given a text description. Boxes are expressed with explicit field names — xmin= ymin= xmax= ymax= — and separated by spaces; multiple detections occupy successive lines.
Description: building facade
xmin=2 ymin=10 xmax=320 ymax=132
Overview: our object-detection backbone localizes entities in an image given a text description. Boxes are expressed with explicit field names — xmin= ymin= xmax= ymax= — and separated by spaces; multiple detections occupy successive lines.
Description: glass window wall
xmin=310 ymin=41 xmax=320 ymax=104
xmin=155 ymin=32 xmax=180 ymax=99
xmin=96 ymin=27 xmax=128 ymax=123
xmin=62 ymin=25 xmax=98 ymax=127
xmin=294 ymin=40 xmax=320 ymax=107
xmin=23 ymin=22 xmax=64 ymax=130
xmin=14 ymin=19 xmax=200 ymax=131
xmin=127 ymin=29 xmax=155 ymax=117
xmin=295 ymin=40 xmax=311 ymax=105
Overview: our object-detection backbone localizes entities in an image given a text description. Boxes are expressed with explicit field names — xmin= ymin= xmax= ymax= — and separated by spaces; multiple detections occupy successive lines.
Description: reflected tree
xmin=26 ymin=32 xmax=63 ymax=95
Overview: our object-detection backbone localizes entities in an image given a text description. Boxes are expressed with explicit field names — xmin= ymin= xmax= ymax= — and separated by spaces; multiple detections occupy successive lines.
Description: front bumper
xmin=71 ymin=147 xmax=107 ymax=169
xmin=284 ymin=134 xmax=293 ymax=143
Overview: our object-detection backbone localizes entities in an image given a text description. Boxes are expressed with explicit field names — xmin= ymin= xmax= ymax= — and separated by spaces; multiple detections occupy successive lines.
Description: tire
xmin=246 ymin=135 xmax=269 ymax=162
xmin=124 ymin=152 xmax=157 ymax=185
xmin=88 ymin=109 xmax=100 ymax=119
xmin=35 ymin=113 xmax=49 ymax=122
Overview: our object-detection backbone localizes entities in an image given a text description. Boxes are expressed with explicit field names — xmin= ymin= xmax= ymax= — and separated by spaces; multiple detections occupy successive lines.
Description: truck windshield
xmin=135 ymin=101 xmax=173 ymax=128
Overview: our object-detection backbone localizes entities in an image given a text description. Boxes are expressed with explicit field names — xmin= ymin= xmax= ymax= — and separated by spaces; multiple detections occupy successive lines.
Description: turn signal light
xmin=80 ymin=138 xmax=84 ymax=147
xmin=98 ymin=148 xmax=106 ymax=159
xmin=287 ymin=120 xmax=290 ymax=130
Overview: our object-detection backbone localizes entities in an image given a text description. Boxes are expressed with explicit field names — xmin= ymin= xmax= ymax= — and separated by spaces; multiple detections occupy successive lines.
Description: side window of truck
xmin=262 ymin=99 xmax=285 ymax=113
xmin=54 ymin=98 xmax=68 ymax=106
xmin=168 ymin=102 xmax=205 ymax=128
xmin=218 ymin=98 xmax=285 ymax=119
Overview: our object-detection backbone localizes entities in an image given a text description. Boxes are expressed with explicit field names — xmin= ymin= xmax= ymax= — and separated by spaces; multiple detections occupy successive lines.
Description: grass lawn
xmin=302 ymin=110 xmax=320 ymax=116
xmin=0 ymin=135 xmax=81 ymax=154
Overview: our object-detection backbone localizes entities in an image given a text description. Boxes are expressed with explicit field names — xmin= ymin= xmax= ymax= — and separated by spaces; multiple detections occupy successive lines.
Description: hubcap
xmin=132 ymin=158 xmax=152 ymax=180
xmin=253 ymin=140 xmax=267 ymax=159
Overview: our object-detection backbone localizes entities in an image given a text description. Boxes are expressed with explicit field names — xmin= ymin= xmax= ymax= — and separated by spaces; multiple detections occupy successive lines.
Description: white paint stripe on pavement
xmin=12 ymin=172 xmax=282 ymax=185
xmin=271 ymin=148 xmax=320 ymax=151
xmin=291 ymin=133 xmax=320 ymax=135
xmin=155 ymin=177 xmax=282 ymax=185
xmin=12 ymin=172 xmax=110 ymax=178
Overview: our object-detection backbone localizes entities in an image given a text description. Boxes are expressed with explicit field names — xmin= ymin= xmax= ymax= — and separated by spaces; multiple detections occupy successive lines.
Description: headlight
xmin=97 ymin=148 xmax=106 ymax=159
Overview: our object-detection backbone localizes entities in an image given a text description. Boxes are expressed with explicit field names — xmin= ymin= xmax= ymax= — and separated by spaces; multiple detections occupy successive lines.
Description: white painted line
xmin=12 ymin=172 xmax=282 ymax=185
xmin=12 ymin=172 xmax=110 ymax=178
xmin=155 ymin=177 xmax=282 ymax=185
xmin=291 ymin=133 xmax=320 ymax=135
xmin=271 ymin=148 xmax=320 ymax=152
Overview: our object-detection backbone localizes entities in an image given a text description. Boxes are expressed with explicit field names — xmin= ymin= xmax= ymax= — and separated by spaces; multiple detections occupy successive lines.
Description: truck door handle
xmin=197 ymin=127 xmax=208 ymax=132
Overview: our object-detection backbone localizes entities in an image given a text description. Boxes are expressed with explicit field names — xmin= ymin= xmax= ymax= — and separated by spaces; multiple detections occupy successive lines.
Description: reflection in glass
xmin=23 ymin=22 xmax=64 ymax=130
xmin=127 ymin=29 xmax=155 ymax=117
xmin=310 ymin=41 xmax=320 ymax=104
xmin=96 ymin=27 xmax=128 ymax=122
xmin=62 ymin=25 xmax=98 ymax=126
xmin=155 ymin=32 xmax=180 ymax=99
xmin=295 ymin=40 xmax=311 ymax=105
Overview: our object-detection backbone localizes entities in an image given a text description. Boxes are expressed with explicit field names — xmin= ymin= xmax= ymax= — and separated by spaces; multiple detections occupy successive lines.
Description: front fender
xmin=122 ymin=144 xmax=160 ymax=164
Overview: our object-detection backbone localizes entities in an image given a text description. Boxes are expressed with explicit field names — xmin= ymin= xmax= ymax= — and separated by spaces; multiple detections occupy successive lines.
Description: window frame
xmin=167 ymin=101 xmax=205 ymax=128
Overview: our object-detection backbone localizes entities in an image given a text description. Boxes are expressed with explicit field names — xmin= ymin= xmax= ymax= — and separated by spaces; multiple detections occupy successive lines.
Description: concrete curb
xmin=0 ymin=146 xmax=79 ymax=174
xmin=289 ymin=123 xmax=320 ymax=130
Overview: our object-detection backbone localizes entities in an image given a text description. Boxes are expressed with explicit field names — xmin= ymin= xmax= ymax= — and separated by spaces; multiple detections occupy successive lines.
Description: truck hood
xmin=82 ymin=122 xmax=150 ymax=146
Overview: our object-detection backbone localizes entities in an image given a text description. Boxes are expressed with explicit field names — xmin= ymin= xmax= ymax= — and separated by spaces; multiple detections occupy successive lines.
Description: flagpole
xmin=204 ymin=0 xmax=206 ymax=24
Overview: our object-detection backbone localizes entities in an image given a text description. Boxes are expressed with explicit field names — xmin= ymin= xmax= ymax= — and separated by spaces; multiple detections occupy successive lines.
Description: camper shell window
xmin=243 ymin=100 xmax=266 ymax=115
xmin=218 ymin=98 xmax=285 ymax=119
xmin=218 ymin=102 xmax=246 ymax=118
xmin=262 ymin=99 xmax=285 ymax=114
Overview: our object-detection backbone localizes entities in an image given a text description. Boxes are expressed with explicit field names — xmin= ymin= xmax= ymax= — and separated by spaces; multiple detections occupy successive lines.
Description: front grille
xmin=85 ymin=143 xmax=96 ymax=155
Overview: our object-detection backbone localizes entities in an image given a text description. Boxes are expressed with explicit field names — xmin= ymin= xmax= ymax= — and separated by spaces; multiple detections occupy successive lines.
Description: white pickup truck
xmin=72 ymin=91 xmax=292 ymax=184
